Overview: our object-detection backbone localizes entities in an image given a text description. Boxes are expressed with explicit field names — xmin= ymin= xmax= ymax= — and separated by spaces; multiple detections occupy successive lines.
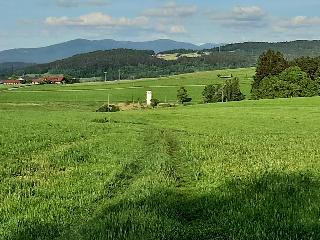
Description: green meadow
xmin=0 ymin=68 xmax=254 ymax=108
xmin=1 ymin=68 xmax=320 ymax=239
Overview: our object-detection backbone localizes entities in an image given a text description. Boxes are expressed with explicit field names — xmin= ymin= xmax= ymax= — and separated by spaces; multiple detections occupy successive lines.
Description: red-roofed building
xmin=43 ymin=76 xmax=65 ymax=84
xmin=3 ymin=80 xmax=22 ymax=85
xmin=32 ymin=79 xmax=44 ymax=85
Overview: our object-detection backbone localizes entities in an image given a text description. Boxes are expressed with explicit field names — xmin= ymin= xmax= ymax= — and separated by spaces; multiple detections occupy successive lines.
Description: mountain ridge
xmin=0 ymin=39 xmax=218 ymax=64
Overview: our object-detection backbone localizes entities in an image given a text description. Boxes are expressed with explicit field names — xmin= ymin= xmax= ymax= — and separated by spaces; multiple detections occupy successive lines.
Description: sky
xmin=1 ymin=0 xmax=320 ymax=50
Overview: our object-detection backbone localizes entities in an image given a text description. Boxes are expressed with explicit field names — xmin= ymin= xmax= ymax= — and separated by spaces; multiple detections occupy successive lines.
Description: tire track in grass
xmin=71 ymin=126 xmax=199 ymax=240
xmin=139 ymin=127 xmax=188 ymax=188
xmin=93 ymin=121 xmax=189 ymax=202
xmin=53 ymin=120 xmax=193 ymax=239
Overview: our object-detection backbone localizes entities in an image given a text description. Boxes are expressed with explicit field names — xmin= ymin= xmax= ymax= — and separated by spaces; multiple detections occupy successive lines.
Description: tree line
xmin=4 ymin=40 xmax=320 ymax=80
xmin=0 ymin=62 xmax=35 ymax=79
xmin=1 ymin=49 xmax=256 ymax=80
xmin=251 ymin=50 xmax=320 ymax=99
xmin=171 ymin=49 xmax=320 ymax=106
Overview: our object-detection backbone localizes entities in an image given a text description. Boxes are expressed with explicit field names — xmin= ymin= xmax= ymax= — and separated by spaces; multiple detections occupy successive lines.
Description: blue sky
xmin=1 ymin=0 xmax=320 ymax=50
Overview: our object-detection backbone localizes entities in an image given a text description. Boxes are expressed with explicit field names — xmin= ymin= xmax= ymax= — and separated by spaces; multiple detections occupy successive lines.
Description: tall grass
xmin=1 ymin=71 xmax=320 ymax=239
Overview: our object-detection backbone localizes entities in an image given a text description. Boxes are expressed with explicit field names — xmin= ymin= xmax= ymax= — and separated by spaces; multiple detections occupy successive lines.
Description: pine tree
xmin=177 ymin=87 xmax=192 ymax=103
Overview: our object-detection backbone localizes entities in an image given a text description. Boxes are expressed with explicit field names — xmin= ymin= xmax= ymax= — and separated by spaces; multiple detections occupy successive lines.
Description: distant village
xmin=0 ymin=76 xmax=76 ymax=85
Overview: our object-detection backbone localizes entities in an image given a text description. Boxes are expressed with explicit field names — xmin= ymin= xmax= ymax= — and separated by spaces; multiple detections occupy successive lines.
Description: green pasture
xmin=156 ymin=53 xmax=179 ymax=60
xmin=1 ymin=68 xmax=320 ymax=239
xmin=0 ymin=68 xmax=254 ymax=108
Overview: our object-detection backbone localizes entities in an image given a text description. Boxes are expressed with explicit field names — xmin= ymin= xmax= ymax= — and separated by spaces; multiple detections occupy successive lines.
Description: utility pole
xmin=221 ymin=87 xmax=224 ymax=103
xmin=118 ymin=69 xmax=121 ymax=81
xmin=104 ymin=72 xmax=107 ymax=82
xmin=107 ymin=94 xmax=110 ymax=112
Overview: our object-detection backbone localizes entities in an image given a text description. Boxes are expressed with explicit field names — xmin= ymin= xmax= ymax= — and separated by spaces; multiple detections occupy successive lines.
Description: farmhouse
xmin=32 ymin=79 xmax=44 ymax=85
xmin=43 ymin=76 xmax=65 ymax=84
xmin=3 ymin=80 xmax=22 ymax=85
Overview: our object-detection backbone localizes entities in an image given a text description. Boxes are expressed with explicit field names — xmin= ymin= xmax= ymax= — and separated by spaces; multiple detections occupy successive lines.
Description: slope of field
xmin=1 ymin=69 xmax=320 ymax=239
xmin=0 ymin=68 xmax=254 ymax=109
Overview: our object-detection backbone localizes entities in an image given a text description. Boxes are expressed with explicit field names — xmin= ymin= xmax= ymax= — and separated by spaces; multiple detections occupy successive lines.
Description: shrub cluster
xmin=96 ymin=104 xmax=120 ymax=112
xmin=203 ymin=78 xmax=245 ymax=103
xmin=177 ymin=87 xmax=192 ymax=104
xmin=150 ymin=99 xmax=160 ymax=108
xmin=252 ymin=50 xmax=320 ymax=99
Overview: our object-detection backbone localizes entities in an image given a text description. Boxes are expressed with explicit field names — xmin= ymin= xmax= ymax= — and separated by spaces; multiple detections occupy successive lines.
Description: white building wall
xmin=146 ymin=91 xmax=152 ymax=106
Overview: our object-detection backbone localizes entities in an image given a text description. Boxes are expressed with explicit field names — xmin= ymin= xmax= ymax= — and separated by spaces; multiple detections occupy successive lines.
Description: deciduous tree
xmin=177 ymin=87 xmax=192 ymax=104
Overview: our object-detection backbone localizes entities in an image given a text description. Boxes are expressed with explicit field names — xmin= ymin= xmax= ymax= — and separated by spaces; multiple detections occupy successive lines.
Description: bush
xmin=96 ymin=104 xmax=120 ymax=112
xmin=64 ymin=75 xmax=80 ymax=84
xmin=177 ymin=87 xmax=192 ymax=103
xmin=158 ymin=103 xmax=176 ymax=108
xmin=150 ymin=98 xmax=160 ymax=108
xmin=203 ymin=78 xmax=245 ymax=103
xmin=224 ymin=77 xmax=245 ymax=101
xmin=203 ymin=85 xmax=219 ymax=103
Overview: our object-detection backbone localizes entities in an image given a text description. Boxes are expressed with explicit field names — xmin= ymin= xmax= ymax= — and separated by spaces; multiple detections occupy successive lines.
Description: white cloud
xmin=144 ymin=2 xmax=197 ymax=18
xmin=209 ymin=6 xmax=267 ymax=28
xmin=232 ymin=6 xmax=265 ymax=21
xmin=44 ymin=11 xmax=188 ymax=37
xmin=55 ymin=0 xmax=109 ymax=8
xmin=45 ymin=12 xmax=148 ymax=27
xmin=274 ymin=16 xmax=320 ymax=31
xmin=170 ymin=25 xmax=187 ymax=34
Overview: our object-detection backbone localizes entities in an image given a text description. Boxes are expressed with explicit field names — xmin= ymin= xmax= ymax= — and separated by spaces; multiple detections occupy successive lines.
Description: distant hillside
xmin=6 ymin=40 xmax=320 ymax=80
xmin=0 ymin=39 xmax=206 ymax=64
xmin=23 ymin=49 xmax=255 ymax=80
xmin=217 ymin=40 xmax=320 ymax=59
xmin=3 ymin=39 xmax=320 ymax=66
xmin=161 ymin=40 xmax=320 ymax=60
xmin=0 ymin=62 xmax=35 ymax=78
xmin=199 ymin=43 xmax=224 ymax=49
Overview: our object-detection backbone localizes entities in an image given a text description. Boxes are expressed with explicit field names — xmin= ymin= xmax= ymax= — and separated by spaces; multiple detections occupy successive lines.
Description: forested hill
xmin=26 ymin=49 xmax=164 ymax=79
xmin=0 ymin=39 xmax=207 ymax=64
xmin=158 ymin=40 xmax=320 ymax=61
xmin=0 ymin=62 xmax=35 ymax=78
xmin=23 ymin=49 xmax=255 ymax=80
xmin=9 ymin=40 xmax=320 ymax=80
xmin=214 ymin=40 xmax=320 ymax=59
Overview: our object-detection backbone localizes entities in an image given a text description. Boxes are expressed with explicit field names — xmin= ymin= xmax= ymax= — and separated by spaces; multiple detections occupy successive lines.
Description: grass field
xmin=1 ymin=68 xmax=320 ymax=239
xmin=156 ymin=53 xmax=202 ymax=61
xmin=157 ymin=53 xmax=179 ymax=60
xmin=0 ymin=68 xmax=254 ymax=110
